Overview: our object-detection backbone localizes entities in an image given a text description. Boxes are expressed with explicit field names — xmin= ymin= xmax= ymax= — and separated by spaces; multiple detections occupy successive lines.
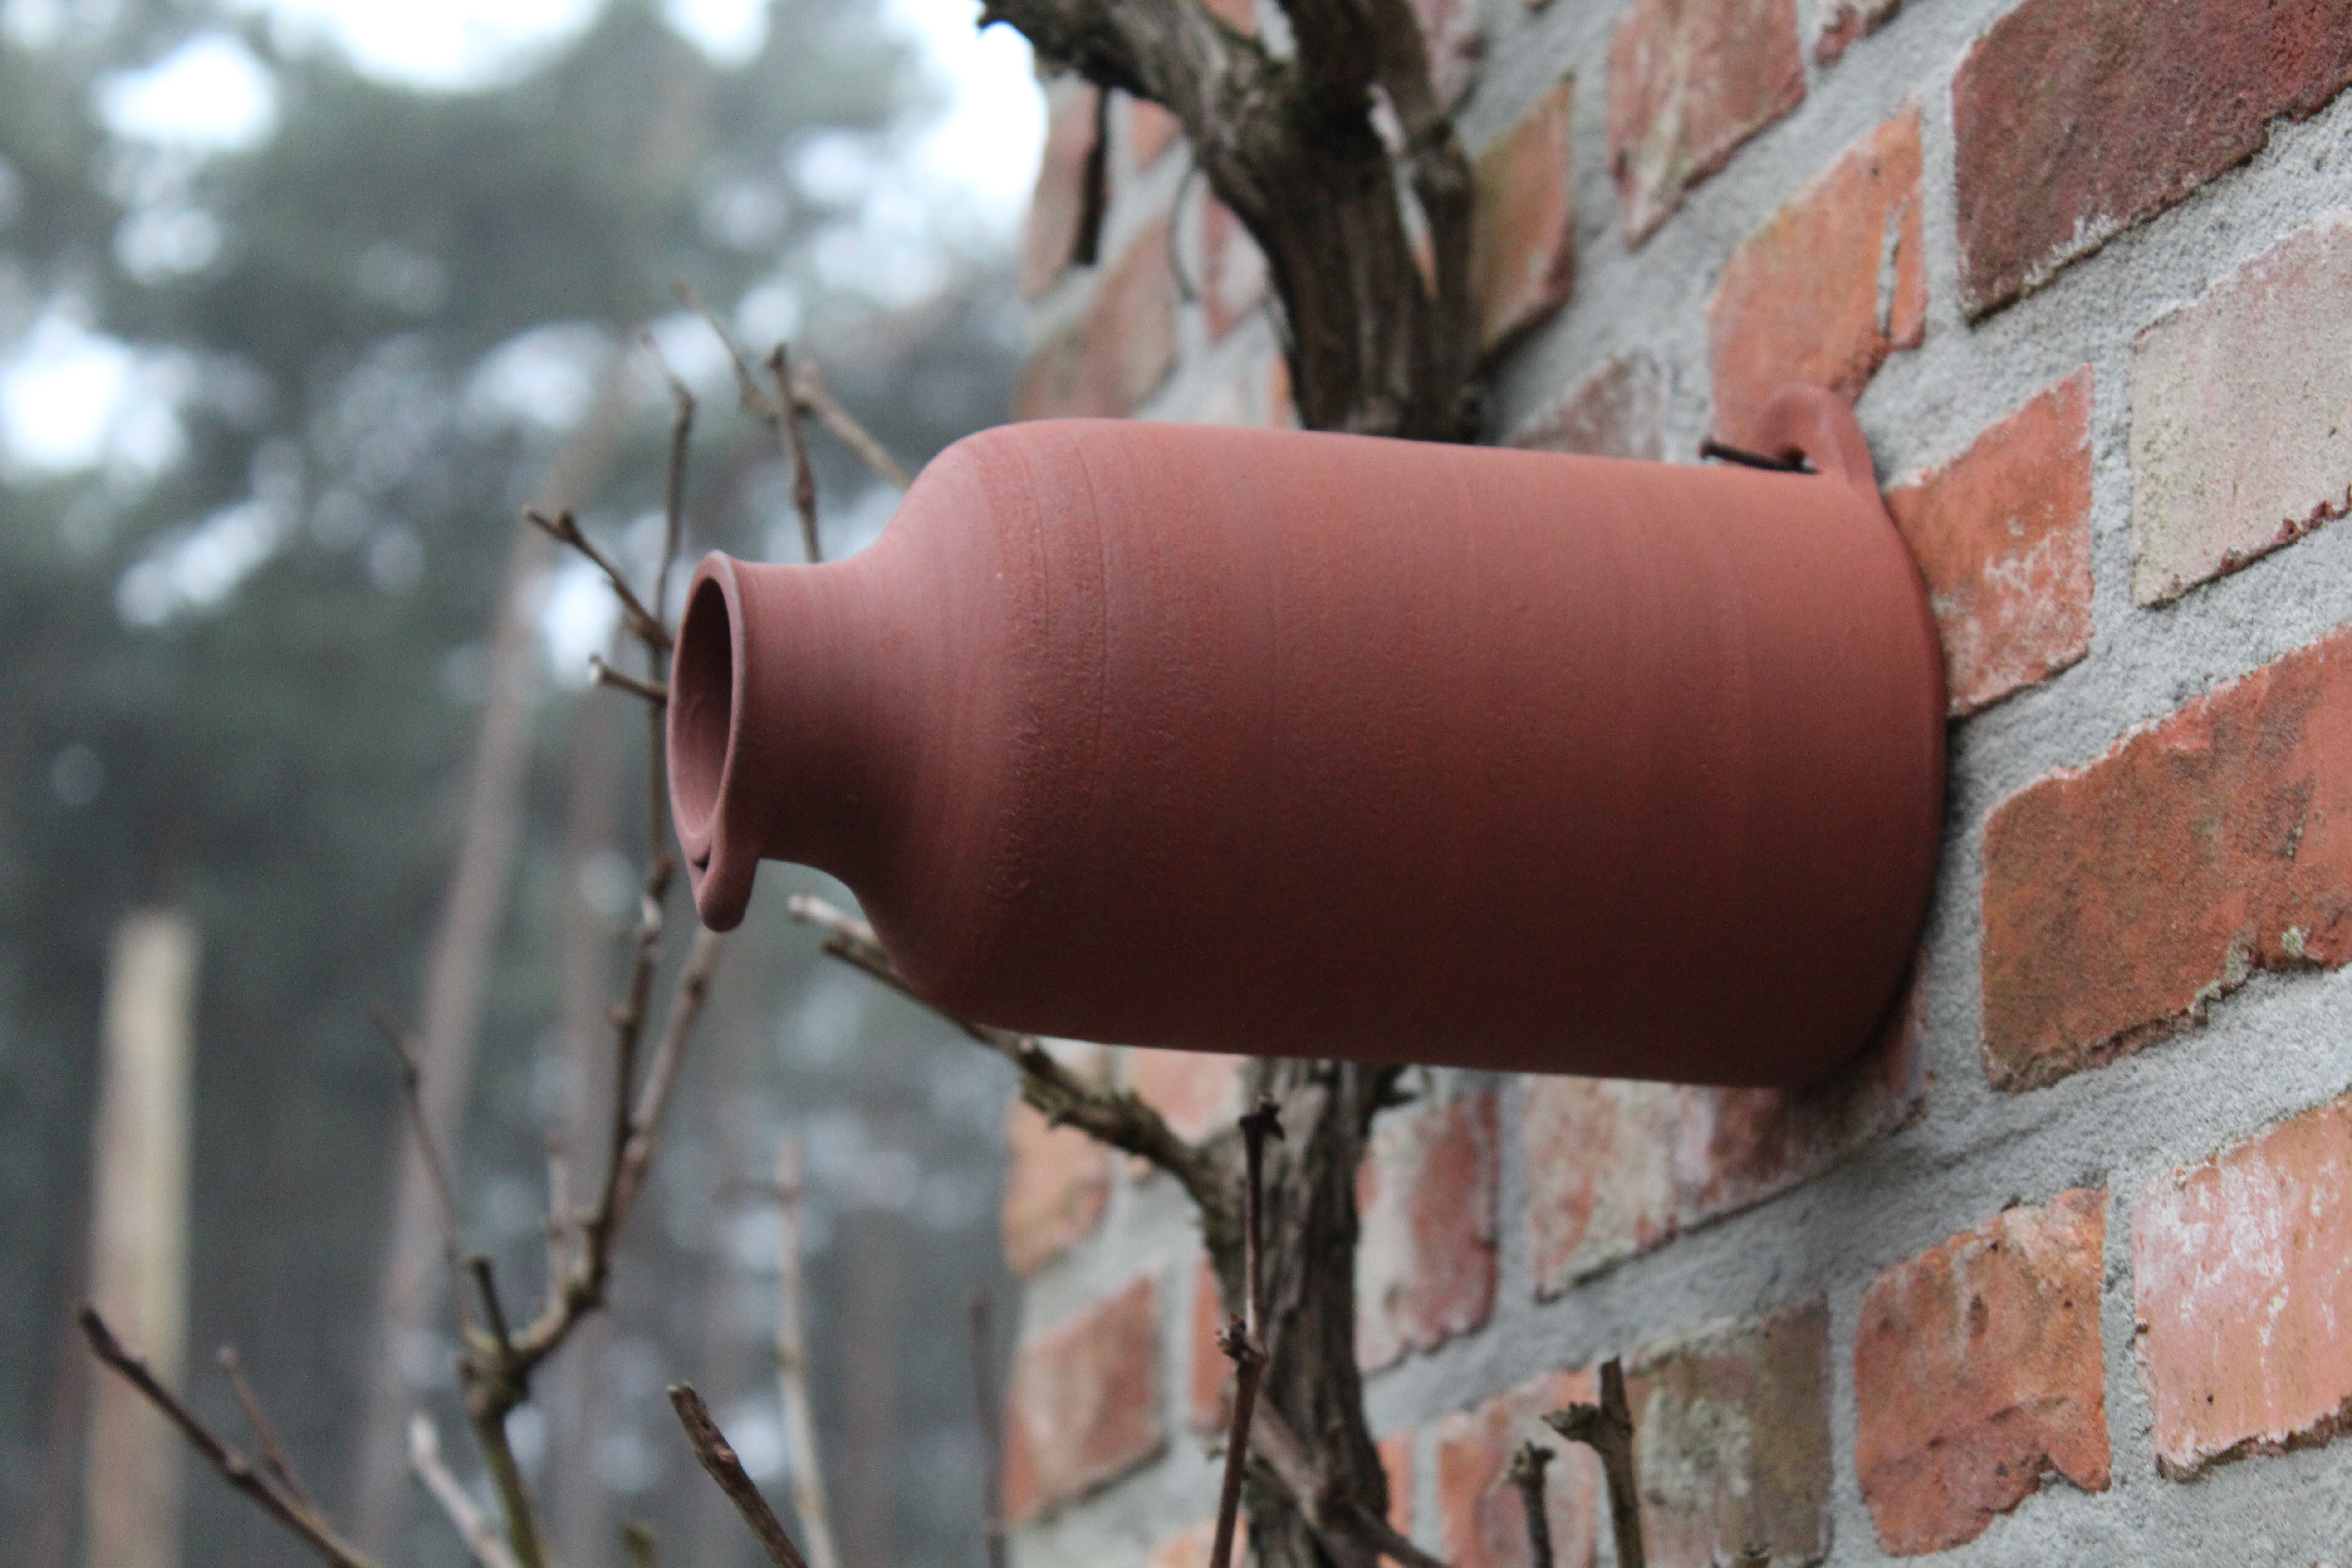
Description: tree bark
xmin=982 ymin=0 xmax=1477 ymax=439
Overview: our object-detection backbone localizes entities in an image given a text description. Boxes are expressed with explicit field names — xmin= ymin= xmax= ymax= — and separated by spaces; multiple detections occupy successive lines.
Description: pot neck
xmin=668 ymin=550 xmax=906 ymax=929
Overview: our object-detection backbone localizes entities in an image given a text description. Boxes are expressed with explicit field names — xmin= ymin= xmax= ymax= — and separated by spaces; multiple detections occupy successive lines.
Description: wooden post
xmin=83 ymin=909 xmax=200 ymax=1568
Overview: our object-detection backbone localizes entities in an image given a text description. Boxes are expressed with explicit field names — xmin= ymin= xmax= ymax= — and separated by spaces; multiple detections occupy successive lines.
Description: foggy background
xmin=0 ymin=0 xmax=1043 ymax=1561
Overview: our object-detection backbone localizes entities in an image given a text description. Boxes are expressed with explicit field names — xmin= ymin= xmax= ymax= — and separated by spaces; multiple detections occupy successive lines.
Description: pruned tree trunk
xmin=984 ymin=0 xmax=1478 ymax=440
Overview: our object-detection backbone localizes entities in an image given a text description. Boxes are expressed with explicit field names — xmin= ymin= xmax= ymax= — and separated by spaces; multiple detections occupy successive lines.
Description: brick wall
xmin=1001 ymin=0 xmax=2352 ymax=1561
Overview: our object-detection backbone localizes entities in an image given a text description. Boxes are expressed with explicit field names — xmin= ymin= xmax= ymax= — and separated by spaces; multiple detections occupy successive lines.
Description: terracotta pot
xmin=669 ymin=386 xmax=1943 ymax=1086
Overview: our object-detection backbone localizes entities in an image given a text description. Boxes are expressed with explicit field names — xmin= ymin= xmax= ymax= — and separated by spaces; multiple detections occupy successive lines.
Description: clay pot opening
xmin=670 ymin=573 xmax=737 ymax=855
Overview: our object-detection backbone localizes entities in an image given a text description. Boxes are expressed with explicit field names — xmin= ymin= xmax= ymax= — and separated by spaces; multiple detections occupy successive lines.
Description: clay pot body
xmin=670 ymin=387 xmax=1944 ymax=1086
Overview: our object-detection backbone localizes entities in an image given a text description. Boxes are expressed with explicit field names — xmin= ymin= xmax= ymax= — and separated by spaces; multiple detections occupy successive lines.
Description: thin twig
xmin=588 ymin=654 xmax=668 ymax=705
xmin=774 ymin=1136 xmax=841 ymax=1568
xmin=79 ymin=1308 xmax=382 ymax=1568
xmin=968 ymin=1290 xmax=1009 ymax=1568
xmin=620 ymin=1521 xmax=663 ymax=1568
xmin=467 ymin=1256 xmax=514 ymax=1360
xmin=544 ymin=1133 xmax=573 ymax=1296
xmin=1506 ymin=1442 xmax=1553 ymax=1568
xmin=525 ymin=509 xmax=671 ymax=651
xmin=786 ymin=360 xmax=911 ymax=491
xmin=669 ymin=1383 xmax=814 ymax=1568
xmin=770 ymin=346 xmax=822 ymax=564
xmin=1072 ymin=85 xmax=1110 ymax=267
xmin=466 ymin=1402 xmax=546 ymax=1568
xmin=652 ymin=365 xmax=696 ymax=626
xmin=367 ymin=1006 xmax=468 ymax=1327
xmin=1210 ymin=1098 xmax=1281 ymax=1568
xmin=1544 ymin=1358 xmax=1644 ymax=1568
xmin=409 ymin=1414 xmax=524 ymax=1568
xmin=784 ymin=894 xmax=1235 ymax=1234
xmin=218 ymin=1345 xmax=314 ymax=1511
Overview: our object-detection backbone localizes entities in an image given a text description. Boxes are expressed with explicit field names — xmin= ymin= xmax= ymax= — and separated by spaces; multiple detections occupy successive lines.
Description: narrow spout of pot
xmin=666 ymin=549 xmax=909 ymax=931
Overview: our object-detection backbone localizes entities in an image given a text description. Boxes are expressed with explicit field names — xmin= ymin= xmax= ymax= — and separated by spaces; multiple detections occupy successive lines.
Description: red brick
xmin=1982 ymin=627 xmax=2352 ymax=1088
xmin=1021 ymin=79 xmax=1102 ymax=299
xmin=1954 ymin=0 xmax=2352 ymax=319
xmin=1607 ymin=0 xmax=1803 ymax=243
xmin=1003 ymin=1275 xmax=1166 ymax=1523
xmin=1379 ymin=1430 xmax=1416 ymax=1552
xmin=1015 ymin=219 xmax=1178 ymax=421
xmin=1124 ymin=1048 xmax=1246 ymax=1144
xmin=1200 ymin=195 xmax=1269 ymax=343
xmin=1435 ymin=1370 xmax=1601 ymax=1568
xmin=1526 ymin=993 xmax=1923 ymax=1294
xmin=1813 ymin=0 xmax=1900 ymax=66
xmin=1149 ymin=1515 xmax=1244 ymax=1568
xmin=1470 ymin=79 xmax=1575 ymax=356
xmin=1707 ymin=107 xmax=1924 ymax=449
xmin=2130 ymin=212 xmax=2352 ymax=606
xmin=1357 ymin=1093 xmax=1500 ymax=1372
xmin=1504 ymin=351 xmax=1664 ymax=461
xmin=1126 ymin=93 xmax=1182 ymax=172
xmin=1854 ymin=1191 xmax=2110 ymax=1556
xmin=1886 ymin=368 xmax=2094 ymax=716
xmin=1002 ymin=1095 xmax=1112 ymax=1277
xmin=1627 ymin=1299 xmax=1831 ymax=1568
xmin=2134 ymin=1094 xmax=2352 ymax=1476
xmin=1188 ymin=1251 xmax=1232 ymax=1434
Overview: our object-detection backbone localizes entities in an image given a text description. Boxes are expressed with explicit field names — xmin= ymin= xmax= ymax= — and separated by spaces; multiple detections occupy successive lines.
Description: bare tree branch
xmin=1210 ymin=1099 xmax=1282 ymax=1568
xmin=367 ymin=1007 xmax=466 ymax=1313
xmin=1506 ymin=1442 xmax=1553 ymax=1568
xmin=785 ymin=360 xmax=911 ymax=491
xmin=218 ymin=1345 xmax=314 ymax=1512
xmin=784 ymin=893 xmax=1238 ymax=1243
xmin=525 ymin=509 xmax=671 ymax=653
xmin=770 ymin=346 xmax=822 ymax=564
xmin=1544 ymin=1359 xmax=1645 ymax=1568
xmin=772 ymin=1136 xmax=841 ymax=1568
xmin=409 ymin=1414 xmax=524 ymax=1568
xmin=652 ymin=364 xmax=696 ymax=622
xmin=80 ymin=1308 xmax=381 ymax=1568
xmin=588 ymin=654 xmax=668 ymax=706
xmin=669 ymin=1383 xmax=814 ymax=1568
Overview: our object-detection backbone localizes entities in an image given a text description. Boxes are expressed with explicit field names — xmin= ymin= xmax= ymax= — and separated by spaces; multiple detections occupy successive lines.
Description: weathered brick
xmin=1526 ymin=995 xmax=1923 ymax=1294
xmin=1982 ymin=626 xmax=2352 ymax=1088
xmin=1853 ymin=1191 xmax=2109 ymax=1556
xmin=1814 ymin=0 xmax=1900 ymax=66
xmin=1002 ymin=1097 xmax=1112 ymax=1277
xmin=1707 ymin=106 xmax=1924 ymax=449
xmin=1021 ymin=79 xmax=1102 ymax=300
xmin=1379 ymin=1430 xmax=1416 ymax=1549
xmin=2130 ymin=212 xmax=2352 ymax=606
xmin=1357 ymin=1092 xmax=1500 ymax=1372
xmin=1607 ymin=0 xmax=1804 ymax=243
xmin=1469 ymin=78 xmax=1574 ymax=355
xmin=1015 ymin=219 xmax=1178 ymax=421
xmin=1126 ymin=93 xmax=1182 ymax=172
xmin=1504 ymin=351 xmax=1665 ymax=461
xmin=2135 ymin=1094 xmax=2352 ymax=1476
xmin=1003 ymin=1275 xmax=1166 ymax=1523
xmin=1627 ymin=1299 xmax=1832 ymax=1568
xmin=1886 ymin=368 xmax=2094 ymax=716
xmin=1200 ymin=195 xmax=1269 ymax=343
xmin=1123 ymin=1048 xmax=1246 ymax=1144
xmin=1436 ymin=1371 xmax=1601 ymax=1568
xmin=1954 ymin=0 xmax=2352 ymax=319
